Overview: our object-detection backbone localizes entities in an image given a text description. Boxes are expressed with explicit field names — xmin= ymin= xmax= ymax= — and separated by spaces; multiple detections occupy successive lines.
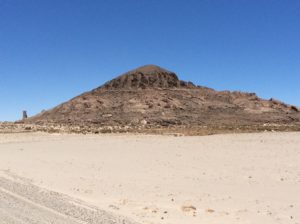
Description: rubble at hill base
xmin=4 ymin=65 xmax=299 ymax=135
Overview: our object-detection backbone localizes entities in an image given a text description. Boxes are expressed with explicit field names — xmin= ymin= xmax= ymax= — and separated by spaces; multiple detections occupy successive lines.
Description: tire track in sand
xmin=0 ymin=174 xmax=138 ymax=224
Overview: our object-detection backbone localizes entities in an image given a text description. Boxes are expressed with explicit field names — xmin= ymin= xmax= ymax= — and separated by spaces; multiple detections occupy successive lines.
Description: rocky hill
xmin=25 ymin=65 xmax=300 ymax=133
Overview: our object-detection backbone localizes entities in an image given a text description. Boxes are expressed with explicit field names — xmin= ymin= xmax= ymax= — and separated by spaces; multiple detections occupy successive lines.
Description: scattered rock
xmin=182 ymin=205 xmax=196 ymax=213
xmin=206 ymin=208 xmax=215 ymax=213
xmin=108 ymin=205 xmax=120 ymax=210
xmin=5 ymin=64 xmax=300 ymax=134
xmin=140 ymin=119 xmax=147 ymax=125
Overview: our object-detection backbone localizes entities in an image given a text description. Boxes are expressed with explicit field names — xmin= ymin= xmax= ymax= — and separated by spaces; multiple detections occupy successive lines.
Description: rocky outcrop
xmin=25 ymin=65 xmax=300 ymax=130
xmin=102 ymin=65 xmax=195 ymax=90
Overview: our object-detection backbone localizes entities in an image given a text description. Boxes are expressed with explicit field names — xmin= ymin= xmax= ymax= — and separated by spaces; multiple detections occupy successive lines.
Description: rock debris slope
xmin=27 ymin=65 xmax=300 ymax=128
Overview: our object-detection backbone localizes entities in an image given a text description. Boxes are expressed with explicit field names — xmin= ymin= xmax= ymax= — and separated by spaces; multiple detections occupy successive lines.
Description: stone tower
xmin=22 ymin=110 xmax=28 ymax=120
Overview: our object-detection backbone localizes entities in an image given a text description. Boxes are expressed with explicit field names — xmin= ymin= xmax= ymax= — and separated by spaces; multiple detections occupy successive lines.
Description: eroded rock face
xmin=25 ymin=65 xmax=300 ymax=128
xmin=102 ymin=65 xmax=195 ymax=89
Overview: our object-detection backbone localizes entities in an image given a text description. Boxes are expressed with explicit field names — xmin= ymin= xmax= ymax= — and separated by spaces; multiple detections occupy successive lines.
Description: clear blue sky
xmin=1 ymin=0 xmax=299 ymax=121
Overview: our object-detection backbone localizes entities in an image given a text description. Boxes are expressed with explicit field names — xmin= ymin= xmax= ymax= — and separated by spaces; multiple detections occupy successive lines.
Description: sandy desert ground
xmin=0 ymin=132 xmax=299 ymax=224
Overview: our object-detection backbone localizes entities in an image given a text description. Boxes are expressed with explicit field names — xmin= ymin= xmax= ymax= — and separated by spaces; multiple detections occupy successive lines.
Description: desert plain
xmin=0 ymin=132 xmax=299 ymax=224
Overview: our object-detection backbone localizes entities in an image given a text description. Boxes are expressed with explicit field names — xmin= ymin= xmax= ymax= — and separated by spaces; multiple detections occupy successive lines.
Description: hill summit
xmin=26 ymin=65 xmax=300 ymax=133
xmin=102 ymin=65 xmax=195 ymax=89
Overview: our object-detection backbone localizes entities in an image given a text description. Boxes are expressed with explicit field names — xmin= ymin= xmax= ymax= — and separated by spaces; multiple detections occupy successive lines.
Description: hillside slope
xmin=27 ymin=65 xmax=300 ymax=129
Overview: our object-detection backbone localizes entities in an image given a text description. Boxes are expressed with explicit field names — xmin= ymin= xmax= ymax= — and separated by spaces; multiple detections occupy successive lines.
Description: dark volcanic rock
xmin=102 ymin=65 xmax=195 ymax=89
xmin=26 ymin=65 xmax=300 ymax=129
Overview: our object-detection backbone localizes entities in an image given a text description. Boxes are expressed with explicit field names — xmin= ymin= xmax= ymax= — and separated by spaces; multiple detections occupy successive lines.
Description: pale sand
xmin=0 ymin=132 xmax=299 ymax=224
